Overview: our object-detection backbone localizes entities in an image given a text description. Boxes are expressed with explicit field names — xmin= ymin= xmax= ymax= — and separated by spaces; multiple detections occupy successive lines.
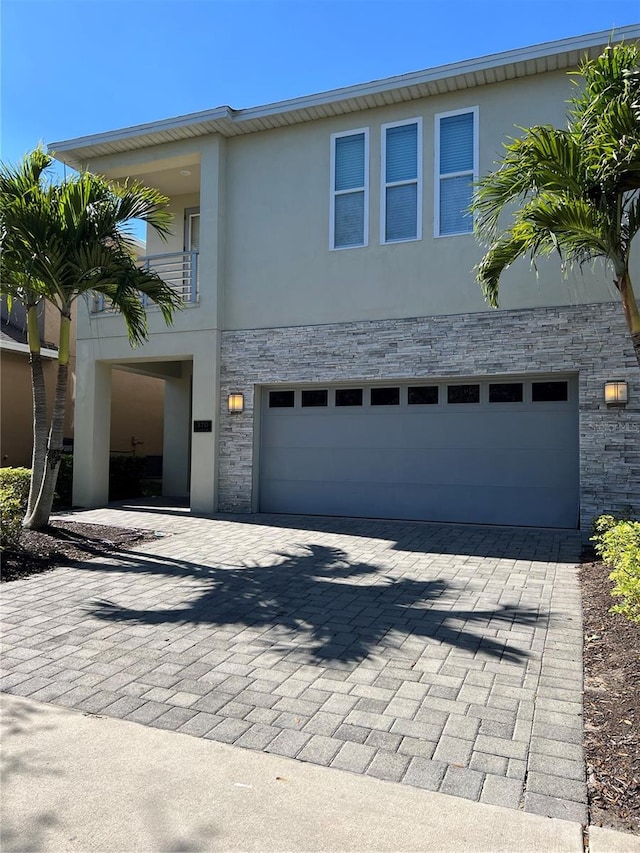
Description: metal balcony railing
xmin=93 ymin=250 xmax=199 ymax=313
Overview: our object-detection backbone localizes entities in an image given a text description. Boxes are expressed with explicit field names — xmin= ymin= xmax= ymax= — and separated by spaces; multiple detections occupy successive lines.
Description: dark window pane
xmin=447 ymin=384 xmax=480 ymax=404
xmin=336 ymin=388 xmax=363 ymax=407
xmin=301 ymin=389 xmax=328 ymax=408
xmin=532 ymin=381 xmax=568 ymax=402
xmin=371 ymin=387 xmax=400 ymax=406
xmin=408 ymin=386 xmax=439 ymax=405
xmin=269 ymin=390 xmax=295 ymax=408
xmin=489 ymin=383 xmax=523 ymax=403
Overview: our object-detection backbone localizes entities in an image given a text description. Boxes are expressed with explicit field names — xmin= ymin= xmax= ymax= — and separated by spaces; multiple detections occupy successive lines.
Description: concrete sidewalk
xmin=3 ymin=694 xmax=634 ymax=853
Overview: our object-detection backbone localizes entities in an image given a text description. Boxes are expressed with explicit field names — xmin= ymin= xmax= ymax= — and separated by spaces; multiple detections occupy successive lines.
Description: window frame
xmin=183 ymin=206 xmax=200 ymax=253
xmin=380 ymin=117 xmax=422 ymax=245
xmin=329 ymin=127 xmax=370 ymax=251
xmin=434 ymin=106 xmax=479 ymax=238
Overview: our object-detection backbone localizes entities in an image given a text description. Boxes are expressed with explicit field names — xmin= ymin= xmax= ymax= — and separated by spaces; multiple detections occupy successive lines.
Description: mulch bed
xmin=580 ymin=557 xmax=640 ymax=835
xmin=1 ymin=520 xmax=156 ymax=583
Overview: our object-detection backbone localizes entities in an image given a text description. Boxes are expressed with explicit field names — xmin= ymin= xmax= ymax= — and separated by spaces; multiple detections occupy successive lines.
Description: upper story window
xmin=330 ymin=128 xmax=369 ymax=250
xmin=434 ymin=107 xmax=478 ymax=237
xmin=381 ymin=119 xmax=422 ymax=243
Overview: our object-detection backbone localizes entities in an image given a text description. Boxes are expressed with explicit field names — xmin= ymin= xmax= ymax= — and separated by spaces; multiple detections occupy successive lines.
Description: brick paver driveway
xmin=1 ymin=506 xmax=587 ymax=822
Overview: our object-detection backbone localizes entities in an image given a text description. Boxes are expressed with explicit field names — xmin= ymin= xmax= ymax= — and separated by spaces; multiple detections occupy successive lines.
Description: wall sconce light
xmin=228 ymin=393 xmax=244 ymax=413
xmin=604 ymin=381 xmax=628 ymax=406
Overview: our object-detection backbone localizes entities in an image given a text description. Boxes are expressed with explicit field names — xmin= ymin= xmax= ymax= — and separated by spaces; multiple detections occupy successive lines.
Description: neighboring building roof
xmin=0 ymin=323 xmax=58 ymax=358
xmin=51 ymin=26 xmax=640 ymax=168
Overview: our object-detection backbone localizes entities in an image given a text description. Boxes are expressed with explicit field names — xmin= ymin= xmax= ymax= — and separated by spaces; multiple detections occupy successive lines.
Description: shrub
xmin=0 ymin=467 xmax=30 ymax=550
xmin=0 ymin=492 xmax=23 ymax=550
xmin=592 ymin=515 xmax=640 ymax=623
xmin=0 ymin=467 xmax=31 ymax=509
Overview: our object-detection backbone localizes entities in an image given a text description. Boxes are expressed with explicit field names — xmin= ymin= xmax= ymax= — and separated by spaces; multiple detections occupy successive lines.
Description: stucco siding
xmin=222 ymin=70 xmax=614 ymax=331
xmin=218 ymin=302 xmax=640 ymax=527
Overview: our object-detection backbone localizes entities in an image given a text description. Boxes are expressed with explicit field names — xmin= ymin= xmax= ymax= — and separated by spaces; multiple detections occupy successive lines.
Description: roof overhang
xmin=50 ymin=26 xmax=640 ymax=169
xmin=0 ymin=338 xmax=58 ymax=359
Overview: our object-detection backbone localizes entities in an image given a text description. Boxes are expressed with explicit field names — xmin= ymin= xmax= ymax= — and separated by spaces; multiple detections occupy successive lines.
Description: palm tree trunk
xmin=25 ymin=305 xmax=48 ymax=520
xmin=617 ymin=271 xmax=640 ymax=368
xmin=23 ymin=314 xmax=71 ymax=530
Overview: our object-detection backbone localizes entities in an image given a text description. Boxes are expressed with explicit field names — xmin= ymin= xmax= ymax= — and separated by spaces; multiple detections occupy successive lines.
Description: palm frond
xmin=0 ymin=148 xmax=179 ymax=346
xmin=473 ymin=127 xmax=585 ymax=242
xmin=474 ymin=42 xmax=639 ymax=308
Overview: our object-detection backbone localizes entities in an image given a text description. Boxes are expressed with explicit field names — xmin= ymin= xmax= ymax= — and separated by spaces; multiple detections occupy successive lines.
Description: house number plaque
xmin=193 ymin=420 xmax=212 ymax=433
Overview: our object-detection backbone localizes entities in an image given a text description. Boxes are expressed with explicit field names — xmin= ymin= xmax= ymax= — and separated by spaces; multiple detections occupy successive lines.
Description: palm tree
xmin=473 ymin=42 xmax=640 ymax=366
xmin=0 ymin=149 xmax=183 ymax=529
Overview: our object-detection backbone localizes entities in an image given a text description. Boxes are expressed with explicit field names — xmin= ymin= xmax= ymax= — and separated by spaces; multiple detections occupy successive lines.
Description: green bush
xmin=0 ymin=492 xmax=23 ymax=550
xmin=0 ymin=467 xmax=30 ymax=550
xmin=0 ymin=467 xmax=31 ymax=509
xmin=592 ymin=515 xmax=640 ymax=623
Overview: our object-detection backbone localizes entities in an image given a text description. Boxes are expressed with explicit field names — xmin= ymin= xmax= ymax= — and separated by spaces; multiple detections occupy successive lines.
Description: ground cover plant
xmin=592 ymin=515 xmax=640 ymax=623
xmin=581 ymin=515 xmax=640 ymax=834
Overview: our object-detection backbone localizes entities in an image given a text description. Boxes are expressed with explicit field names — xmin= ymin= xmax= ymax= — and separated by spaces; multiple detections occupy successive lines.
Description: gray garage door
xmin=259 ymin=376 xmax=579 ymax=528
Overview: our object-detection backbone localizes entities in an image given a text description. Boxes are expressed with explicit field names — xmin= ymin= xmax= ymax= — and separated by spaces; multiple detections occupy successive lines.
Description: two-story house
xmin=51 ymin=27 xmax=640 ymax=530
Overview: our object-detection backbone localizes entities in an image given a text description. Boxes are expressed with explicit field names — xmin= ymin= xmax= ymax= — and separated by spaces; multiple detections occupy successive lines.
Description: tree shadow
xmin=86 ymin=544 xmax=546 ymax=665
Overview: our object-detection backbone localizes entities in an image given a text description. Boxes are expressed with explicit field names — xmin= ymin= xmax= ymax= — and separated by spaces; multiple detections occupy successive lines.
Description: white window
xmin=330 ymin=128 xmax=369 ymax=250
xmin=381 ymin=118 xmax=422 ymax=243
xmin=435 ymin=107 xmax=478 ymax=237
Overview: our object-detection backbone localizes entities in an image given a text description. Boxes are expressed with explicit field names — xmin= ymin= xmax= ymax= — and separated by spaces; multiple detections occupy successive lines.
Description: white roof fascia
xmin=0 ymin=339 xmax=58 ymax=358
xmin=50 ymin=26 xmax=640 ymax=164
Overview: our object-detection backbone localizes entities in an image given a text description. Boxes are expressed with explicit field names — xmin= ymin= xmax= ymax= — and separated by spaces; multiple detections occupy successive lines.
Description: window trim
xmin=329 ymin=127 xmax=370 ymax=251
xmin=434 ymin=106 xmax=479 ymax=238
xmin=380 ymin=117 xmax=422 ymax=245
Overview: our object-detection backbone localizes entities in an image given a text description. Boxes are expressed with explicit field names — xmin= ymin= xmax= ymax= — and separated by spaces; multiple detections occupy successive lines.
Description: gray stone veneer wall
xmin=218 ymin=302 xmax=640 ymax=527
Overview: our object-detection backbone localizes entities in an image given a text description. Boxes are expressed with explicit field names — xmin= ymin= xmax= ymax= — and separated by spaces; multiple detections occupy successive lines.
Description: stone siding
xmin=219 ymin=302 xmax=640 ymax=527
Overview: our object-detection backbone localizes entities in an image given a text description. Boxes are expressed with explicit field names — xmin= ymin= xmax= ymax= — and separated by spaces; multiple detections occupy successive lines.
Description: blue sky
xmin=1 ymin=0 xmax=638 ymax=165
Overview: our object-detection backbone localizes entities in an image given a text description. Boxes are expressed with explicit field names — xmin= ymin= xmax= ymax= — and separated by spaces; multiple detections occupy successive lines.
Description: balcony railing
xmin=93 ymin=250 xmax=199 ymax=313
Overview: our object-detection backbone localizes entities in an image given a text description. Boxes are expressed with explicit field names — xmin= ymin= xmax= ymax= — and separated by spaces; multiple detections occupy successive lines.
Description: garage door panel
xmin=262 ymin=446 xmax=576 ymax=488
xmin=260 ymin=377 xmax=579 ymax=528
xmin=264 ymin=411 xmax=575 ymax=452
xmin=261 ymin=479 xmax=578 ymax=528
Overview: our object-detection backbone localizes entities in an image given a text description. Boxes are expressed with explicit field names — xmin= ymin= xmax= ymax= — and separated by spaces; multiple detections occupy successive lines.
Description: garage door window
xmin=489 ymin=382 xmax=523 ymax=403
xmin=336 ymin=389 xmax=363 ymax=407
xmin=371 ymin=387 xmax=400 ymax=406
xmin=448 ymin=384 xmax=480 ymax=404
xmin=532 ymin=381 xmax=568 ymax=402
xmin=302 ymin=389 xmax=328 ymax=407
xmin=269 ymin=390 xmax=295 ymax=408
xmin=408 ymin=386 xmax=439 ymax=405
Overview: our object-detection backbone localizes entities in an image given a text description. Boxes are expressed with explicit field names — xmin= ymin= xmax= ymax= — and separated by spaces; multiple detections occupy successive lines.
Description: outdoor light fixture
xmin=604 ymin=381 xmax=628 ymax=406
xmin=228 ymin=393 xmax=244 ymax=413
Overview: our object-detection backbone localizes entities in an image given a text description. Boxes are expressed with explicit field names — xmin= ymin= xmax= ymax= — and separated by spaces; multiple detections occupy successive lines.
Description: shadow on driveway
xmin=86 ymin=543 xmax=546 ymax=665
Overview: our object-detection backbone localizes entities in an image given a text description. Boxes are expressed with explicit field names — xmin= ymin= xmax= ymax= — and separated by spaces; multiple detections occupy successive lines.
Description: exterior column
xmin=186 ymin=136 xmax=225 ymax=515
xmin=73 ymin=356 xmax=111 ymax=507
xmin=163 ymin=365 xmax=191 ymax=498
xmin=190 ymin=341 xmax=220 ymax=514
